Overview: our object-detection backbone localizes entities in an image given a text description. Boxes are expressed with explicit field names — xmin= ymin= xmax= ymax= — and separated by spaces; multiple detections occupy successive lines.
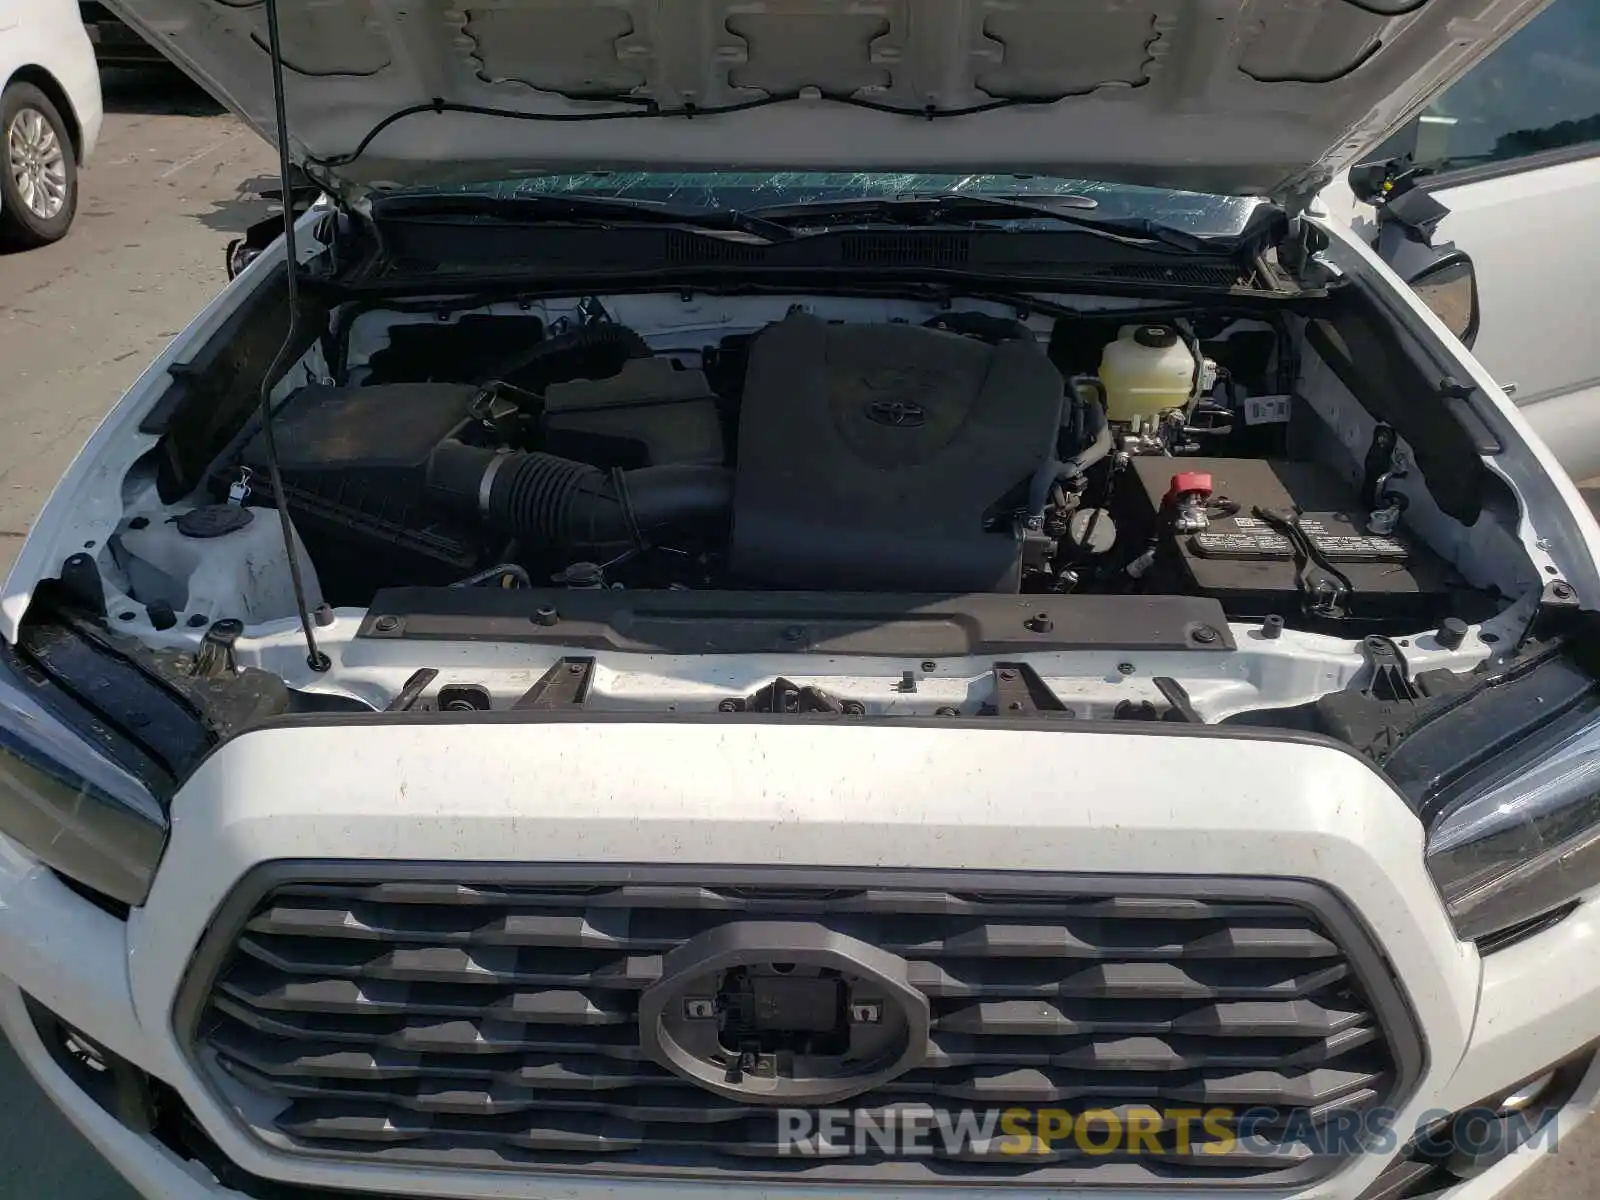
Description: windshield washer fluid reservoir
xmin=115 ymin=505 xmax=324 ymax=627
xmin=1099 ymin=325 xmax=1196 ymax=426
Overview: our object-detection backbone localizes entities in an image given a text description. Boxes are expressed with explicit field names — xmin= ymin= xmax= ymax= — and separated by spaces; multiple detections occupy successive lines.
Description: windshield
xmin=396 ymin=173 xmax=1264 ymax=239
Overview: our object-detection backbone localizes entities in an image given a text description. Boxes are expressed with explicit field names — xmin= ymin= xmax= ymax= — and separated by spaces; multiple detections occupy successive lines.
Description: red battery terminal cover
xmin=1164 ymin=471 xmax=1215 ymax=507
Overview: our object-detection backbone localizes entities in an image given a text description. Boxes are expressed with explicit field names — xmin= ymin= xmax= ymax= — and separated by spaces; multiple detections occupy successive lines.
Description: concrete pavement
xmin=0 ymin=67 xmax=1596 ymax=1200
xmin=0 ymin=70 xmax=277 ymax=579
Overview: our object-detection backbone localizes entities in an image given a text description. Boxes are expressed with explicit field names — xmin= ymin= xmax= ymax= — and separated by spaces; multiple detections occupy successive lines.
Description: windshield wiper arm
xmin=743 ymin=193 xmax=1211 ymax=252
xmin=370 ymin=193 xmax=796 ymax=243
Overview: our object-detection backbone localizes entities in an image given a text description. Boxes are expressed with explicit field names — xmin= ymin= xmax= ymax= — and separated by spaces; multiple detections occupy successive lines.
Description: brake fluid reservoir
xmin=1099 ymin=325 xmax=1196 ymax=425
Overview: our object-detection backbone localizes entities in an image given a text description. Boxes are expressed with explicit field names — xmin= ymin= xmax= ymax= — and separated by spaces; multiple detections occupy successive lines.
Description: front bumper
xmin=1 ymin=718 xmax=1598 ymax=1200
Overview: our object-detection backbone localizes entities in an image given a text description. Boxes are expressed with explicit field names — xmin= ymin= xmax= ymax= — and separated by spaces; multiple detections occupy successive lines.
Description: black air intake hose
xmin=478 ymin=323 xmax=652 ymax=391
xmin=429 ymin=441 xmax=732 ymax=552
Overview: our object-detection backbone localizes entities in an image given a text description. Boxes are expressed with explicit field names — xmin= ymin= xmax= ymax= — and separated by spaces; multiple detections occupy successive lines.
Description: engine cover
xmin=730 ymin=314 xmax=1064 ymax=591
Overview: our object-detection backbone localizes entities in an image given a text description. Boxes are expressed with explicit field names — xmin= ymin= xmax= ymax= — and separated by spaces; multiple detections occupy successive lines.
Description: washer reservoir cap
xmin=1134 ymin=326 xmax=1179 ymax=349
xmin=175 ymin=504 xmax=255 ymax=539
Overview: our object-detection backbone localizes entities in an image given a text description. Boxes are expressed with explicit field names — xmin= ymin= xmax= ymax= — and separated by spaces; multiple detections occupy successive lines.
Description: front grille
xmin=183 ymin=868 xmax=1415 ymax=1186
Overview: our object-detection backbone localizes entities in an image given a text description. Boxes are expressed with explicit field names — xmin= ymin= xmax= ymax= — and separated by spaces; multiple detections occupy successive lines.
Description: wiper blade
xmin=370 ymin=193 xmax=795 ymax=244
xmin=742 ymin=193 xmax=1211 ymax=252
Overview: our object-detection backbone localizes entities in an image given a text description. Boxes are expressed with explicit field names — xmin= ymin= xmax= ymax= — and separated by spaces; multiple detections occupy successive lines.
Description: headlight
xmin=0 ymin=664 xmax=167 ymax=908
xmin=1425 ymin=700 xmax=1600 ymax=943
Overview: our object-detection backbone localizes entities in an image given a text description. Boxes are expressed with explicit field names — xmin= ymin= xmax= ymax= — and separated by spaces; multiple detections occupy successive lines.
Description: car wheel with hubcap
xmin=0 ymin=83 xmax=78 ymax=248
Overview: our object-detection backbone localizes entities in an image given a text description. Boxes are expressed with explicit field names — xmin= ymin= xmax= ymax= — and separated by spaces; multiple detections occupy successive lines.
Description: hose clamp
xmin=479 ymin=450 xmax=513 ymax=515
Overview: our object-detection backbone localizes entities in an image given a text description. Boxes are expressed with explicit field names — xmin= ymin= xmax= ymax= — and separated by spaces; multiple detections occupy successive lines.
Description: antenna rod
xmin=259 ymin=0 xmax=329 ymax=672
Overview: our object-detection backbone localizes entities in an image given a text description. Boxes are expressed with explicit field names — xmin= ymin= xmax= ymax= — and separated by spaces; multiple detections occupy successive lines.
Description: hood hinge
xmin=1278 ymin=171 xmax=1330 ymax=222
xmin=1269 ymin=173 xmax=1318 ymax=271
xmin=1272 ymin=172 xmax=1334 ymax=278
xmin=1277 ymin=212 xmax=1330 ymax=278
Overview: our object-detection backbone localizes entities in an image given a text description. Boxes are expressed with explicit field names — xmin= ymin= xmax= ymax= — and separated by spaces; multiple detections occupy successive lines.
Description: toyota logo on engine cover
xmin=637 ymin=923 xmax=930 ymax=1104
xmin=864 ymin=399 xmax=927 ymax=428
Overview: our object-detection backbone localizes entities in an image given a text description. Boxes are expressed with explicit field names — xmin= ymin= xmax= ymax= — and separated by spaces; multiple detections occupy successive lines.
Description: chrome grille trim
xmin=176 ymin=865 xmax=1422 ymax=1187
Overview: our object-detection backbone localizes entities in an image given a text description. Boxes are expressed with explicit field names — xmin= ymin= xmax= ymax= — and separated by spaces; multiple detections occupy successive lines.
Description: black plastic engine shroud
xmin=730 ymin=313 xmax=1065 ymax=592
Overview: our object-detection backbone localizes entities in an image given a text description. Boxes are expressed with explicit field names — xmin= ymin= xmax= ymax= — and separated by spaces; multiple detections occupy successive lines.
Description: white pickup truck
xmin=2 ymin=4 xmax=1599 ymax=1200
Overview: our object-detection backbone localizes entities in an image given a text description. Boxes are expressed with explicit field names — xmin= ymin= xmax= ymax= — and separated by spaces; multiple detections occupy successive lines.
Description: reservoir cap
xmin=175 ymin=504 xmax=255 ymax=539
xmin=1135 ymin=326 xmax=1179 ymax=349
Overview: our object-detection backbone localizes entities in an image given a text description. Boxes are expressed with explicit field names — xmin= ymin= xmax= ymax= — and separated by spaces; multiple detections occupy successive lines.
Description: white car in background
xmin=1331 ymin=0 xmax=1600 ymax=483
xmin=0 ymin=0 xmax=102 ymax=246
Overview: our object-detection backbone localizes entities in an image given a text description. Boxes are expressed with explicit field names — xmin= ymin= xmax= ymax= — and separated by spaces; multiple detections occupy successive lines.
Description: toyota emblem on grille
xmin=864 ymin=399 xmax=927 ymax=428
xmin=638 ymin=923 xmax=930 ymax=1104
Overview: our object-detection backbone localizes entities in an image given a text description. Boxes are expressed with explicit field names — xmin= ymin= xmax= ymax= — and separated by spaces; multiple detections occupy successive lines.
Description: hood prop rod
xmin=257 ymin=0 xmax=329 ymax=672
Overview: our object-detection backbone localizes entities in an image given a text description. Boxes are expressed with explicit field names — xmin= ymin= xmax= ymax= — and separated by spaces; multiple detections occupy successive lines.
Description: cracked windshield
xmin=406 ymin=172 xmax=1264 ymax=237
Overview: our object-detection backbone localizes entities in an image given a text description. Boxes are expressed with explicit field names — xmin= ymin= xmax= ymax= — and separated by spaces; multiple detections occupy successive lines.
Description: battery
xmin=1124 ymin=457 xmax=1457 ymax=623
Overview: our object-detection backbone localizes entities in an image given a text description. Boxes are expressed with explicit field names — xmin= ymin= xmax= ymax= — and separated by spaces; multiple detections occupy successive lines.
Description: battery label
xmin=1299 ymin=518 xmax=1409 ymax=562
xmin=1191 ymin=515 xmax=1411 ymax=563
xmin=1191 ymin=531 xmax=1296 ymax=560
xmin=1307 ymin=533 xmax=1409 ymax=559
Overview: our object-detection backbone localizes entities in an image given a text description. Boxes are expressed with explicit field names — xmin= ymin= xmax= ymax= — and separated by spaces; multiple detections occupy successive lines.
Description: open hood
xmin=107 ymin=0 xmax=1553 ymax=201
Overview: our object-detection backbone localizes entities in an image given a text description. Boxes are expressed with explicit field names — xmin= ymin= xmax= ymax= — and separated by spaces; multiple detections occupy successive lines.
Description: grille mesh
xmin=188 ymin=876 xmax=1406 ymax=1184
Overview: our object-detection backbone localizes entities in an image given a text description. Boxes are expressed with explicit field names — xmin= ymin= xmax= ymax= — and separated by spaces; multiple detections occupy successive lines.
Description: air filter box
xmin=236 ymin=383 xmax=493 ymax=597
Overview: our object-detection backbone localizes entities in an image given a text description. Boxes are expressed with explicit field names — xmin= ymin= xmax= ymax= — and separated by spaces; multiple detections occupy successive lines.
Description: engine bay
xmin=4 ymin=267 xmax=1579 ymax=740
xmin=107 ymin=289 xmax=1510 ymax=645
